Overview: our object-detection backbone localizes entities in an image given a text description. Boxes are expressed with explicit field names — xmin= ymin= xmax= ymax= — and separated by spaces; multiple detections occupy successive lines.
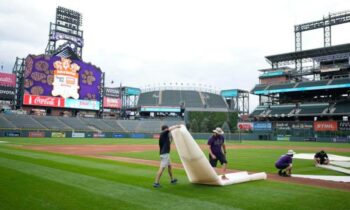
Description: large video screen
xmin=24 ymin=54 xmax=102 ymax=101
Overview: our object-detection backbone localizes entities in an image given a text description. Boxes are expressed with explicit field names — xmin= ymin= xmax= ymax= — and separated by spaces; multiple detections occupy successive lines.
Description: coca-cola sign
xmin=0 ymin=72 xmax=16 ymax=87
xmin=23 ymin=94 xmax=65 ymax=108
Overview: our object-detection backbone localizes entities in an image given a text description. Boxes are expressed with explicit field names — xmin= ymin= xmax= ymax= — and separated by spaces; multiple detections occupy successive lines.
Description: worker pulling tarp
xmin=171 ymin=125 xmax=266 ymax=186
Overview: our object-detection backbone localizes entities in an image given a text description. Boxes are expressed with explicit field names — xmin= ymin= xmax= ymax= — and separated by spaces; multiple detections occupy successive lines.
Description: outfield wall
xmin=1 ymin=128 xmax=349 ymax=143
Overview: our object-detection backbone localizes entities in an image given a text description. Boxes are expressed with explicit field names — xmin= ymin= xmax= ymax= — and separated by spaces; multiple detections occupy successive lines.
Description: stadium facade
xmin=249 ymin=10 xmax=350 ymax=142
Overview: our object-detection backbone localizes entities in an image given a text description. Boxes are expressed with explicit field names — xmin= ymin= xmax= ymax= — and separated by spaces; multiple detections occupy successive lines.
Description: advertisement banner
xmin=103 ymin=97 xmax=122 ymax=108
xmin=237 ymin=122 xmax=253 ymax=131
xmin=277 ymin=135 xmax=291 ymax=141
xmin=291 ymin=122 xmax=313 ymax=130
xmin=5 ymin=132 xmax=20 ymax=137
xmin=253 ymin=122 xmax=272 ymax=131
xmin=153 ymin=134 xmax=160 ymax=139
xmin=65 ymin=98 xmax=100 ymax=110
xmin=131 ymin=133 xmax=145 ymax=138
xmin=0 ymin=86 xmax=15 ymax=100
xmin=72 ymin=132 xmax=85 ymax=138
xmin=275 ymin=122 xmax=291 ymax=130
xmin=104 ymin=88 xmax=120 ymax=97
xmin=314 ymin=121 xmax=338 ymax=131
xmin=113 ymin=134 xmax=125 ymax=138
xmin=28 ymin=131 xmax=45 ymax=137
xmin=23 ymin=94 xmax=65 ymax=107
xmin=93 ymin=133 xmax=105 ymax=138
xmin=24 ymin=55 xmax=101 ymax=101
xmin=338 ymin=121 xmax=350 ymax=131
xmin=0 ymin=72 xmax=16 ymax=87
xmin=51 ymin=132 xmax=66 ymax=138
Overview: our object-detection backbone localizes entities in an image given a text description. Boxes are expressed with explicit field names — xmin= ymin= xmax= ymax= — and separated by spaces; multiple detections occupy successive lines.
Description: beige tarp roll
xmin=171 ymin=125 xmax=267 ymax=186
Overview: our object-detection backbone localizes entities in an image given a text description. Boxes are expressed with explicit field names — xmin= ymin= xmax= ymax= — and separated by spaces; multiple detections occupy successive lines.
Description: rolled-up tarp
xmin=171 ymin=125 xmax=266 ymax=186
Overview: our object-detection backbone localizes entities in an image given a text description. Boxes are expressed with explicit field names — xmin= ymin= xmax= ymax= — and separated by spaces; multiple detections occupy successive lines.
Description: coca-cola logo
xmin=34 ymin=97 xmax=56 ymax=105
xmin=0 ymin=77 xmax=13 ymax=82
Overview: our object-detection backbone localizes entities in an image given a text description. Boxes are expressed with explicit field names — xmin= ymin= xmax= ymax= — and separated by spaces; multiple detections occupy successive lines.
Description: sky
xmin=1 ymin=0 xmax=350 ymax=110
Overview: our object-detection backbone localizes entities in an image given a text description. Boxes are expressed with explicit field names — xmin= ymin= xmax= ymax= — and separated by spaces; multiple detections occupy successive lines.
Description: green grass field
xmin=0 ymin=138 xmax=349 ymax=210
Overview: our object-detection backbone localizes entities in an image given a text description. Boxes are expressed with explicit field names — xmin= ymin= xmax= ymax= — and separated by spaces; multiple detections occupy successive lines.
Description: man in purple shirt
xmin=275 ymin=150 xmax=295 ymax=177
xmin=208 ymin=127 xmax=228 ymax=179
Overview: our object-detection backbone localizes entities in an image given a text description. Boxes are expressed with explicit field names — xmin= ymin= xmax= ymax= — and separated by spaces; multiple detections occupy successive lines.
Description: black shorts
xmin=209 ymin=153 xmax=227 ymax=167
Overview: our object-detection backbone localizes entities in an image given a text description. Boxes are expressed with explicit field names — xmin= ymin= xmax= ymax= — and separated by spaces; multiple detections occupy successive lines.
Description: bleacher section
xmin=330 ymin=78 xmax=350 ymax=85
xmin=101 ymin=119 xmax=125 ymax=132
xmin=181 ymin=90 xmax=203 ymax=107
xmin=138 ymin=90 xmax=227 ymax=109
xmin=296 ymin=80 xmax=329 ymax=88
xmin=333 ymin=101 xmax=350 ymax=114
xmin=251 ymin=84 xmax=268 ymax=92
xmin=81 ymin=118 xmax=115 ymax=131
xmin=59 ymin=117 xmax=93 ymax=131
xmin=137 ymin=91 xmax=159 ymax=106
xmin=203 ymin=93 xmax=227 ymax=108
xmin=161 ymin=90 xmax=181 ymax=106
xmin=0 ymin=114 xmax=185 ymax=133
xmin=0 ymin=115 xmax=16 ymax=128
xmin=33 ymin=116 xmax=72 ymax=130
xmin=2 ymin=114 xmax=46 ymax=129
xmin=117 ymin=120 xmax=140 ymax=132
xmin=250 ymin=105 xmax=268 ymax=117
xmin=267 ymin=83 xmax=296 ymax=90
xmin=297 ymin=103 xmax=329 ymax=116
xmin=269 ymin=105 xmax=295 ymax=116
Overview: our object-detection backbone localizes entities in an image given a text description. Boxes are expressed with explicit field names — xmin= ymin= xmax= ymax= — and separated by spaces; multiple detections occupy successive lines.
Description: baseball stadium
xmin=0 ymin=5 xmax=350 ymax=210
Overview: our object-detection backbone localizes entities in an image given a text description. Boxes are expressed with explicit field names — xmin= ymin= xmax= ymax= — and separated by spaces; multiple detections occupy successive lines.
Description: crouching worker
xmin=153 ymin=124 xmax=181 ymax=188
xmin=275 ymin=150 xmax=295 ymax=177
xmin=314 ymin=150 xmax=329 ymax=165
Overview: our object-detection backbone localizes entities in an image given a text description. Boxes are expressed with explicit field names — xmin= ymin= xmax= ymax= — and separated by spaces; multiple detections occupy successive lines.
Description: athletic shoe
xmin=153 ymin=183 xmax=161 ymax=188
xmin=278 ymin=170 xmax=283 ymax=176
xmin=171 ymin=178 xmax=178 ymax=184
xmin=281 ymin=172 xmax=291 ymax=177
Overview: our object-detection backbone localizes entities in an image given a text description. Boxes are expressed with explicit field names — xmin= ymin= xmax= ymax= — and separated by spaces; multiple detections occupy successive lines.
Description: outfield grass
xmin=0 ymin=145 xmax=349 ymax=210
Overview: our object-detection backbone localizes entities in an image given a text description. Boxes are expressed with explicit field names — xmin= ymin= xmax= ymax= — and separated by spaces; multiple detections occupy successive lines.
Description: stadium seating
xmin=0 ymin=115 xmax=17 ymax=128
xmin=268 ymin=104 xmax=296 ymax=116
xmin=181 ymin=90 xmax=203 ymax=107
xmin=81 ymin=118 xmax=115 ymax=131
xmin=33 ymin=115 xmax=72 ymax=130
xmin=58 ymin=117 xmax=93 ymax=131
xmin=202 ymin=92 xmax=227 ymax=108
xmin=0 ymin=113 xmax=186 ymax=133
xmin=160 ymin=90 xmax=181 ymax=106
xmin=117 ymin=120 xmax=140 ymax=132
xmin=2 ymin=114 xmax=46 ymax=129
xmin=250 ymin=106 xmax=268 ymax=117
xmin=296 ymin=80 xmax=329 ymax=88
xmin=329 ymin=78 xmax=350 ymax=85
xmin=101 ymin=119 xmax=125 ymax=132
xmin=267 ymin=83 xmax=296 ymax=90
xmin=333 ymin=101 xmax=350 ymax=114
xmin=297 ymin=103 xmax=329 ymax=115
xmin=251 ymin=84 xmax=268 ymax=92
xmin=137 ymin=91 xmax=160 ymax=106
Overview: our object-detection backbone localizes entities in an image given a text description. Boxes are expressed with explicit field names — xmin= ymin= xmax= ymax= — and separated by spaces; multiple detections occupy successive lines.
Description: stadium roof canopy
xmin=265 ymin=43 xmax=350 ymax=64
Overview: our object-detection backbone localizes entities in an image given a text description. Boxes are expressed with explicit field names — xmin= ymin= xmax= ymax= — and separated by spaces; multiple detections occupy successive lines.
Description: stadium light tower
xmin=45 ymin=6 xmax=84 ymax=59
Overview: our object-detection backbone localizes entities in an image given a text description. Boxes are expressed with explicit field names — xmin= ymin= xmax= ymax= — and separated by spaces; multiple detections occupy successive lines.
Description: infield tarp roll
xmin=171 ymin=125 xmax=266 ymax=186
